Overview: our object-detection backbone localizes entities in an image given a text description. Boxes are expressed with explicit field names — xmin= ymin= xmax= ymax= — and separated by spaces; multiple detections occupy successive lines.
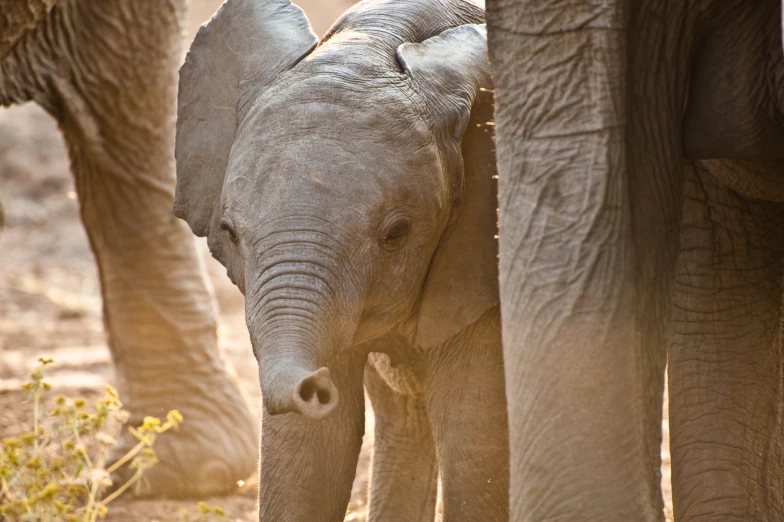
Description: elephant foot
xmin=107 ymin=365 xmax=258 ymax=498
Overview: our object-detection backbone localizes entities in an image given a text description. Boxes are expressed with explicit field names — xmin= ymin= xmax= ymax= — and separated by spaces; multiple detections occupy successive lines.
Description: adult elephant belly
xmin=680 ymin=0 xmax=784 ymax=202
xmin=696 ymin=159 xmax=784 ymax=203
xmin=680 ymin=0 xmax=784 ymax=161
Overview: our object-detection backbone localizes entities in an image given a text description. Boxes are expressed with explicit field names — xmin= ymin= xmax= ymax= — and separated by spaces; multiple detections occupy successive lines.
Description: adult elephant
xmin=487 ymin=0 xmax=784 ymax=520
xmin=0 ymin=0 xmax=256 ymax=496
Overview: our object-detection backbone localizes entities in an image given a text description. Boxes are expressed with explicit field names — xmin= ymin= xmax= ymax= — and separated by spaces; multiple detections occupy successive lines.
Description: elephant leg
xmin=424 ymin=307 xmax=509 ymax=521
xmin=488 ymin=0 xmax=692 ymax=519
xmin=669 ymin=161 xmax=784 ymax=521
xmin=365 ymin=356 xmax=438 ymax=522
xmin=2 ymin=1 xmax=257 ymax=496
xmin=259 ymin=352 xmax=366 ymax=522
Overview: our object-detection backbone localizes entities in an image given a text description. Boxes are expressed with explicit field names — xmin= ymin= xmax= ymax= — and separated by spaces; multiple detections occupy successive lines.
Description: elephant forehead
xmin=243 ymin=75 xmax=434 ymax=148
xmin=221 ymin=130 xmax=448 ymax=239
xmin=231 ymin=137 xmax=385 ymax=186
xmin=222 ymin=76 xmax=448 ymax=223
xmin=225 ymin=131 xmax=444 ymax=206
xmin=227 ymin=86 xmax=443 ymax=193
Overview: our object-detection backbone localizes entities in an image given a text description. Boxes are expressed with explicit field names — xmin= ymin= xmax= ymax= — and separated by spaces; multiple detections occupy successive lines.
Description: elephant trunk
xmin=258 ymin=353 xmax=339 ymax=420
xmin=245 ymin=249 xmax=356 ymax=420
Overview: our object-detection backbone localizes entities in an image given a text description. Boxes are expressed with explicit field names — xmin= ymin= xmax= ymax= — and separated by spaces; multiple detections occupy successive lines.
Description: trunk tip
xmin=292 ymin=367 xmax=338 ymax=420
xmin=263 ymin=366 xmax=339 ymax=420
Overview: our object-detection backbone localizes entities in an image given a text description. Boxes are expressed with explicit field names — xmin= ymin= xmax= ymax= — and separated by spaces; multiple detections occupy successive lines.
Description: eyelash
xmin=221 ymin=211 xmax=239 ymax=244
xmin=380 ymin=218 xmax=411 ymax=249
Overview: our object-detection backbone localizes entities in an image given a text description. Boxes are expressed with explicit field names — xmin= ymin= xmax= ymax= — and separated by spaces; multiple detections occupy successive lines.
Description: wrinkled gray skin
xmin=0 ymin=0 xmax=257 ymax=497
xmin=487 ymin=0 xmax=784 ymax=520
xmin=175 ymin=0 xmax=508 ymax=519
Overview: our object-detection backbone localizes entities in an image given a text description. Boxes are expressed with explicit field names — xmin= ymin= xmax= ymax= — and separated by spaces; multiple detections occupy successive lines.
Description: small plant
xmin=0 ymin=357 xmax=183 ymax=521
xmin=177 ymin=502 xmax=233 ymax=522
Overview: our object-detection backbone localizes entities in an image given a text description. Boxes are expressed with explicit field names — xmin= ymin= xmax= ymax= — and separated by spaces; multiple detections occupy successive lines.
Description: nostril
xmin=316 ymin=389 xmax=331 ymax=405
xmin=298 ymin=378 xmax=332 ymax=405
xmin=291 ymin=367 xmax=339 ymax=420
xmin=299 ymin=380 xmax=316 ymax=403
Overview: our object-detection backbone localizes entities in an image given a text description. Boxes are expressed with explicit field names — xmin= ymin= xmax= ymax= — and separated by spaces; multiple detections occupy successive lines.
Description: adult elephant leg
xmin=669 ymin=161 xmax=784 ymax=521
xmin=3 ymin=0 xmax=256 ymax=496
xmin=487 ymin=1 xmax=690 ymax=519
xmin=258 ymin=352 xmax=366 ymax=522
xmin=424 ymin=307 xmax=509 ymax=521
xmin=365 ymin=353 xmax=438 ymax=522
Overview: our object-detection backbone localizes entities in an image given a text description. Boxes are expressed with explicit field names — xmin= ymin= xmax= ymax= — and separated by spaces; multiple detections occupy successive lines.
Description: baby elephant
xmin=175 ymin=0 xmax=508 ymax=519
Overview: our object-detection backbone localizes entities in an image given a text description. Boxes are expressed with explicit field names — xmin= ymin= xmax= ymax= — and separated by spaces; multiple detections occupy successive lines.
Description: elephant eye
xmin=380 ymin=217 xmax=411 ymax=250
xmin=221 ymin=211 xmax=239 ymax=244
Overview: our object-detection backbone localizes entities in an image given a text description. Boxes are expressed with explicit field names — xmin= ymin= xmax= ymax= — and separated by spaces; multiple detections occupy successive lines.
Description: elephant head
xmin=175 ymin=0 xmax=495 ymax=419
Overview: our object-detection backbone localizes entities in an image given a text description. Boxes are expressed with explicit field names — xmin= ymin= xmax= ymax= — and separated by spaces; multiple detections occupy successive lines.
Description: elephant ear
xmin=397 ymin=25 xmax=499 ymax=349
xmin=174 ymin=0 xmax=317 ymax=237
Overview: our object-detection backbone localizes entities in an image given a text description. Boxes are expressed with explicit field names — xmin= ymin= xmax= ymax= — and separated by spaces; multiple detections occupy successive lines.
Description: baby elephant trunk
xmin=260 ymin=361 xmax=339 ymax=420
xmin=247 ymin=252 xmax=355 ymax=420
xmin=249 ymin=298 xmax=344 ymax=420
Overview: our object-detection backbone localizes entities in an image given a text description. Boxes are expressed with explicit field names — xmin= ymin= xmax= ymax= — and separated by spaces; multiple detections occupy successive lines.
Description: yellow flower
xmin=166 ymin=410 xmax=184 ymax=427
xmin=24 ymin=457 xmax=42 ymax=469
xmin=127 ymin=426 xmax=152 ymax=445
xmin=141 ymin=448 xmax=157 ymax=458
xmin=2 ymin=437 xmax=21 ymax=448
xmin=66 ymin=484 xmax=87 ymax=496
xmin=105 ymin=384 xmax=119 ymax=400
xmin=41 ymin=482 xmax=59 ymax=497
xmin=141 ymin=417 xmax=161 ymax=431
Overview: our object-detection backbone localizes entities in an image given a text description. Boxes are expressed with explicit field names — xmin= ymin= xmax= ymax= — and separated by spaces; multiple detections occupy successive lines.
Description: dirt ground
xmin=0 ymin=1 xmax=673 ymax=520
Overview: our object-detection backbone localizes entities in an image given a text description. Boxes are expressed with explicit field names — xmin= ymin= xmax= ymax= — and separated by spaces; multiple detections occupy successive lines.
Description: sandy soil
xmin=0 ymin=1 xmax=673 ymax=520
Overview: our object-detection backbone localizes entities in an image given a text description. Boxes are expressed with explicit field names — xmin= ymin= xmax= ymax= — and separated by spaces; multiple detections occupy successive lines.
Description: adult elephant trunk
xmin=488 ymin=0 xmax=690 ymax=519
xmin=244 ymin=243 xmax=356 ymax=421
